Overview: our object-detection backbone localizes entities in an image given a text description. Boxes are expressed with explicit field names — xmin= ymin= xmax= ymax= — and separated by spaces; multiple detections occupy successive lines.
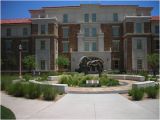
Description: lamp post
xmin=19 ymin=44 xmax=22 ymax=79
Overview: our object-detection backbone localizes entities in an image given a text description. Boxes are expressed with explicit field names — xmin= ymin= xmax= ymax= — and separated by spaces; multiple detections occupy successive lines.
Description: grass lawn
xmin=1 ymin=105 xmax=16 ymax=119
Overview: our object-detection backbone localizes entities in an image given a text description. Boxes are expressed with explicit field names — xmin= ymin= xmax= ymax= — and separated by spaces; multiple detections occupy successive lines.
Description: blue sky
xmin=1 ymin=1 xmax=159 ymax=19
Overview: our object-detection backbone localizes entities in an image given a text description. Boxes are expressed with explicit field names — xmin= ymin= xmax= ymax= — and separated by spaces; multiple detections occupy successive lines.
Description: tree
xmin=23 ymin=55 xmax=36 ymax=71
xmin=147 ymin=53 xmax=159 ymax=76
xmin=56 ymin=55 xmax=69 ymax=71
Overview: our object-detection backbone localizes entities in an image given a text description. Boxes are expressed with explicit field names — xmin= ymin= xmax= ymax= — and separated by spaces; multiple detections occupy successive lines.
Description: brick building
xmin=1 ymin=4 xmax=159 ymax=72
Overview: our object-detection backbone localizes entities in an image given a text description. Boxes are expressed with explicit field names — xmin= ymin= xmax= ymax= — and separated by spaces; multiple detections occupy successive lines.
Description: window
xmin=40 ymin=60 xmax=45 ymax=70
xmin=112 ymin=27 xmax=119 ymax=36
xmin=23 ymin=28 xmax=28 ymax=36
xmin=92 ymin=13 xmax=96 ymax=22
xmin=84 ymin=42 xmax=89 ymax=51
xmin=92 ymin=42 xmax=97 ymax=51
xmin=62 ymin=42 xmax=69 ymax=52
xmin=21 ymin=41 xmax=28 ymax=51
xmin=63 ymin=28 xmax=69 ymax=38
xmin=6 ymin=28 xmax=11 ymax=36
xmin=113 ymin=13 xmax=118 ymax=22
xmin=137 ymin=59 xmax=142 ymax=70
xmin=137 ymin=39 xmax=142 ymax=49
xmin=84 ymin=28 xmax=89 ymax=37
xmin=113 ymin=60 xmax=119 ymax=69
xmin=40 ymin=40 xmax=45 ymax=50
xmin=92 ymin=28 xmax=97 ymax=37
xmin=41 ymin=25 xmax=45 ymax=34
xmin=5 ymin=40 xmax=12 ymax=51
xmin=155 ymin=40 xmax=159 ymax=50
xmin=84 ymin=14 xmax=89 ymax=22
xmin=155 ymin=25 xmax=159 ymax=34
xmin=112 ymin=40 xmax=120 ymax=52
xmin=135 ymin=23 xmax=142 ymax=33
xmin=63 ymin=14 xmax=68 ymax=23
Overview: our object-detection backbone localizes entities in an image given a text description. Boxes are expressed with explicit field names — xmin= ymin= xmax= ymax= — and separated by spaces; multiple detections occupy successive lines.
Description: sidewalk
xmin=1 ymin=92 xmax=159 ymax=119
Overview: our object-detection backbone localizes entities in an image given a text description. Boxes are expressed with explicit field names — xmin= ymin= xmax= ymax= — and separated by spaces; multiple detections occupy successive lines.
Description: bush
xmin=149 ymin=76 xmax=158 ymax=82
xmin=100 ymin=74 xmax=119 ymax=86
xmin=42 ymin=86 xmax=57 ymax=100
xmin=23 ymin=74 xmax=32 ymax=81
xmin=131 ymin=87 xmax=144 ymax=100
xmin=26 ymin=83 xmax=41 ymax=99
xmin=59 ymin=75 xmax=73 ymax=86
xmin=138 ymin=71 xmax=148 ymax=81
xmin=128 ymin=89 xmax=133 ymax=96
xmin=6 ymin=82 xmax=25 ymax=97
xmin=145 ymin=86 xmax=159 ymax=98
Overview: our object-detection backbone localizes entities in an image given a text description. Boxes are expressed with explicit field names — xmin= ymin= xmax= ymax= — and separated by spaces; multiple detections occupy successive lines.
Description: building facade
xmin=1 ymin=4 xmax=159 ymax=72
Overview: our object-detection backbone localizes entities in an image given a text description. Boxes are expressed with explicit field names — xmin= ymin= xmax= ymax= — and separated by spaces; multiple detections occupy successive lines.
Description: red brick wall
xmin=126 ymin=22 xmax=134 ymax=33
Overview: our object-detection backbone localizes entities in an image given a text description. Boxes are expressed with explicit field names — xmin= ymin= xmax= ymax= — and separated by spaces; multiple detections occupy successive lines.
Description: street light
xmin=19 ymin=44 xmax=22 ymax=79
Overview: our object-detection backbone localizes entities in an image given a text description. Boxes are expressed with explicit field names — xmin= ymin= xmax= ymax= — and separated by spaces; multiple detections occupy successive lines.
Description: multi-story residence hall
xmin=1 ymin=4 xmax=159 ymax=72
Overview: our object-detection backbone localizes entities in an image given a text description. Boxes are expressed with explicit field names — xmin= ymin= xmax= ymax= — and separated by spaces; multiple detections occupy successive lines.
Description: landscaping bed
xmin=1 ymin=105 xmax=16 ymax=119
xmin=1 ymin=74 xmax=62 ymax=101
xmin=59 ymin=73 xmax=120 ymax=87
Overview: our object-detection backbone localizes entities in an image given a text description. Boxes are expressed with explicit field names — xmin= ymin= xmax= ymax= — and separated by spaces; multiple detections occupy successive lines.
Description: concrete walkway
xmin=1 ymin=92 xmax=159 ymax=120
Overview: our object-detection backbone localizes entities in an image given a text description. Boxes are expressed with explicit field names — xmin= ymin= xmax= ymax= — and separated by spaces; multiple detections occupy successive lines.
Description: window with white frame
xmin=40 ymin=40 xmax=45 ymax=50
xmin=84 ymin=28 xmax=89 ymax=37
xmin=63 ymin=27 xmax=69 ymax=38
xmin=5 ymin=40 xmax=12 ymax=51
xmin=92 ymin=13 xmax=96 ymax=22
xmin=41 ymin=24 xmax=45 ymax=34
xmin=40 ymin=60 xmax=45 ymax=70
xmin=92 ymin=42 xmax=97 ymax=51
xmin=112 ymin=40 xmax=120 ymax=52
xmin=137 ymin=59 xmax=143 ymax=70
xmin=84 ymin=14 xmax=89 ymax=22
xmin=137 ymin=39 xmax=142 ymax=49
xmin=23 ymin=28 xmax=28 ymax=36
xmin=135 ymin=23 xmax=142 ymax=33
xmin=112 ymin=27 xmax=119 ymax=36
xmin=21 ymin=40 xmax=28 ymax=51
xmin=63 ymin=14 xmax=68 ymax=23
xmin=62 ymin=42 xmax=69 ymax=52
xmin=113 ymin=13 xmax=118 ymax=22
xmin=92 ymin=28 xmax=97 ymax=37
xmin=84 ymin=42 xmax=89 ymax=51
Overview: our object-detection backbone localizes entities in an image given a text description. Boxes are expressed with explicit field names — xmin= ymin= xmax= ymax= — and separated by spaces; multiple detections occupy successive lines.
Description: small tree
xmin=23 ymin=55 xmax=36 ymax=71
xmin=147 ymin=53 xmax=159 ymax=76
xmin=56 ymin=55 xmax=69 ymax=71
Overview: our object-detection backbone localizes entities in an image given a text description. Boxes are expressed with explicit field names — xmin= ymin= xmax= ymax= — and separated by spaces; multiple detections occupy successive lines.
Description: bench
xmin=86 ymin=80 xmax=99 ymax=87
xmin=132 ymin=81 xmax=156 ymax=89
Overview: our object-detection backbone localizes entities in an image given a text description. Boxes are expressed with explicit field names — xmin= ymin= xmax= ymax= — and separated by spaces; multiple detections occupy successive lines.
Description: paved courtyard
xmin=1 ymin=92 xmax=159 ymax=119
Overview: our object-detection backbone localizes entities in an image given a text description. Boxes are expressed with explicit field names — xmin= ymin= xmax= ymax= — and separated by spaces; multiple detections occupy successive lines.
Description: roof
xmin=1 ymin=19 xmax=31 ymax=24
xmin=151 ymin=16 xmax=160 ymax=21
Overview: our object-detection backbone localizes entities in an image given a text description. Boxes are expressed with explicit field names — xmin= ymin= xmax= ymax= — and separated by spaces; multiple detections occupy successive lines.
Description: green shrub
xmin=145 ymin=86 xmax=159 ymax=98
xmin=149 ymin=76 xmax=158 ymax=82
xmin=6 ymin=82 xmax=25 ymax=97
xmin=26 ymin=83 xmax=41 ymax=99
xmin=23 ymin=74 xmax=32 ymax=81
xmin=128 ymin=89 xmax=133 ymax=96
xmin=43 ymin=86 xmax=57 ymax=100
xmin=59 ymin=75 xmax=73 ymax=86
xmin=138 ymin=71 xmax=148 ymax=81
xmin=99 ymin=74 xmax=119 ymax=86
xmin=131 ymin=87 xmax=144 ymax=100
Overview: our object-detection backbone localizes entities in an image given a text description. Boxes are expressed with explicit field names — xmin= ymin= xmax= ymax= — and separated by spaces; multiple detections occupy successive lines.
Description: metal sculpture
xmin=76 ymin=56 xmax=104 ymax=76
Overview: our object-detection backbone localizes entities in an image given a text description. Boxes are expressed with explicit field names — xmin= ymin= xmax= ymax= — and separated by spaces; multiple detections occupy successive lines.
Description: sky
xmin=1 ymin=1 xmax=159 ymax=19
